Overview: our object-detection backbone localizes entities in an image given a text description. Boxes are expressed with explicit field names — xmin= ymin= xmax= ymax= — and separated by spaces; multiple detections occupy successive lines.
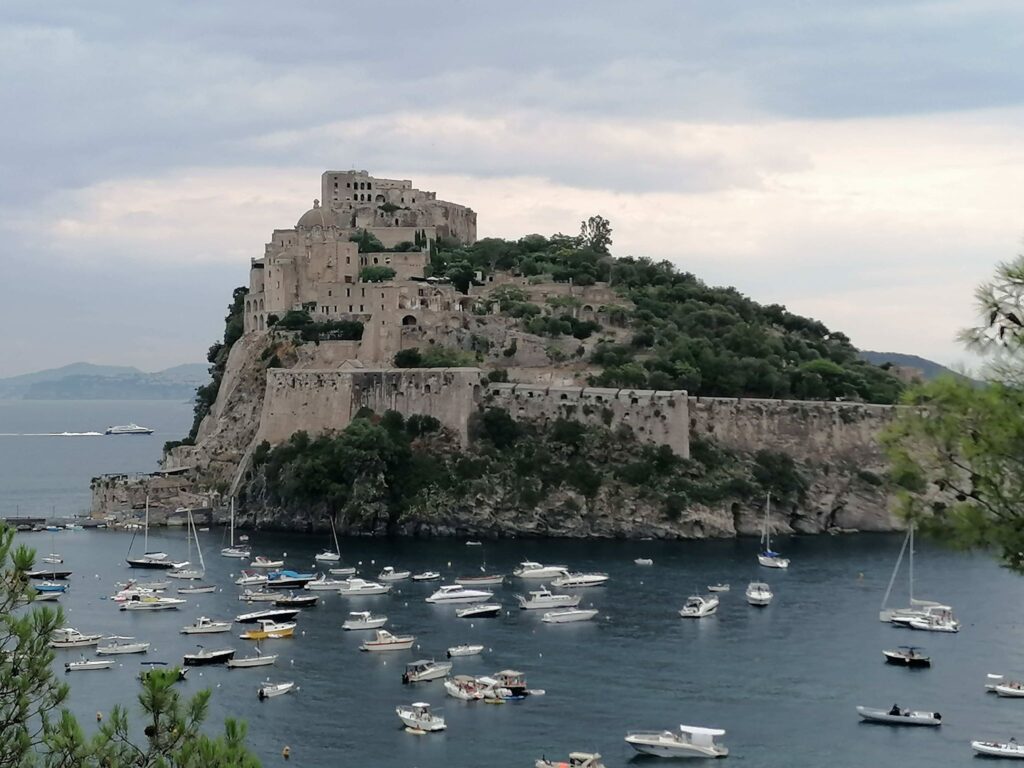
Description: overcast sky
xmin=2 ymin=0 xmax=1021 ymax=377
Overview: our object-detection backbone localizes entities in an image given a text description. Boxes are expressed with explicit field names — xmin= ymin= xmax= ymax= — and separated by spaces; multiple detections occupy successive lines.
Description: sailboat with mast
xmin=220 ymin=499 xmax=250 ymax=559
xmin=757 ymin=493 xmax=790 ymax=569
xmin=879 ymin=522 xmax=951 ymax=623
xmin=315 ymin=515 xmax=342 ymax=563
xmin=127 ymin=497 xmax=188 ymax=570
xmin=169 ymin=510 xmax=206 ymax=580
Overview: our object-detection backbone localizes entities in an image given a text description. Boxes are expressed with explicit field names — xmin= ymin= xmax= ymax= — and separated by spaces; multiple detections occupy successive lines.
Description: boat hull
xmin=625 ymin=738 xmax=727 ymax=758
xmin=972 ymin=741 xmax=1024 ymax=759
xmin=227 ymin=655 xmax=278 ymax=668
xmin=183 ymin=650 xmax=235 ymax=666
xmin=542 ymin=609 xmax=598 ymax=624
xmin=856 ymin=707 xmax=941 ymax=726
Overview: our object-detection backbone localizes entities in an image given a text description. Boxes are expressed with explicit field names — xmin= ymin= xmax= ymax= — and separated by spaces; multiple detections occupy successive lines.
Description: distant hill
xmin=859 ymin=351 xmax=970 ymax=382
xmin=0 ymin=362 xmax=208 ymax=400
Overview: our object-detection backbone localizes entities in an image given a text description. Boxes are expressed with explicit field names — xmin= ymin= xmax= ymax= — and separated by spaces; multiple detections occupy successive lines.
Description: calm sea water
xmin=2 ymin=401 xmax=1021 ymax=767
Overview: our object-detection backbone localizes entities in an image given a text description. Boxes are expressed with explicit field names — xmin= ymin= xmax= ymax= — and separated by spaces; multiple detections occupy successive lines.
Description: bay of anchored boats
xmin=679 ymin=594 xmax=719 ymax=618
xmin=625 ymin=725 xmax=729 ymax=758
xmin=856 ymin=705 xmax=942 ymax=726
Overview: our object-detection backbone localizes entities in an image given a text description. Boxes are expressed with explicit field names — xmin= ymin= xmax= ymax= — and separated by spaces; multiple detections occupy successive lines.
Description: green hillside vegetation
xmin=430 ymin=222 xmax=903 ymax=403
xmin=245 ymin=406 xmax=807 ymax=531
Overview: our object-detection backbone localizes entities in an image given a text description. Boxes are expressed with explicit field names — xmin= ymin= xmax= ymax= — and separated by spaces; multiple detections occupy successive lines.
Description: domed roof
xmin=296 ymin=200 xmax=338 ymax=229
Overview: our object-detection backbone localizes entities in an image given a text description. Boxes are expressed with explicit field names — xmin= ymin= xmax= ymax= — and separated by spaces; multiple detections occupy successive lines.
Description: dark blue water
xmin=3 ymin=402 xmax=1021 ymax=766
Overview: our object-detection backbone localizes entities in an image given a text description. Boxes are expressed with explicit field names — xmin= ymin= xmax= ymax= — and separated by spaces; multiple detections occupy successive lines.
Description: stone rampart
xmin=485 ymin=382 xmax=690 ymax=457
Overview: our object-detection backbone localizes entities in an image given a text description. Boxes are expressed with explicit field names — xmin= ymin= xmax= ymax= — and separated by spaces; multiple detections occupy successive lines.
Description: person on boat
xmin=889 ymin=704 xmax=901 ymax=716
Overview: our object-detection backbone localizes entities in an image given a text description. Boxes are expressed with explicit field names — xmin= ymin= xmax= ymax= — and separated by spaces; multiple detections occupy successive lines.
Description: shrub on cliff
xmin=393 ymin=346 xmax=475 ymax=368
xmin=360 ymin=266 xmax=396 ymax=283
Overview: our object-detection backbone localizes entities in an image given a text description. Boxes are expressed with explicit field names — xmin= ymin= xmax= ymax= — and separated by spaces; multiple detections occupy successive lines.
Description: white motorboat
xmin=43 ymin=553 xmax=63 ymax=564
xmin=972 ymin=740 xmax=1024 ymax=759
xmin=181 ymin=616 xmax=232 ymax=634
xmin=856 ymin=705 xmax=942 ymax=726
xmin=551 ymin=572 xmax=609 ymax=588
xmin=120 ymin=595 xmax=186 ymax=611
xmin=444 ymin=674 xmax=484 ymax=700
xmin=50 ymin=628 xmax=103 ymax=648
xmin=484 ymin=669 xmax=534 ymax=699
xmin=258 ymin=680 xmax=295 ymax=699
xmin=907 ymin=612 xmax=959 ymax=633
xmin=329 ymin=566 xmax=357 ymax=576
xmin=517 ymin=586 xmax=580 ymax=610
xmin=879 ymin=523 xmax=949 ymax=622
xmin=745 ymin=582 xmax=773 ymax=606
xmin=105 ymin=423 xmax=153 ymax=435
xmin=396 ymin=702 xmax=446 ymax=731
xmin=221 ymin=499 xmax=251 ymax=559
xmin=238 ymin=589 xmax=277 ymax=602
xmin=303 ymin=573 xmax=347 ymax=591
xmin=177 ymin=584 xmax=216 ymax=595
xmin=536 ymin=752 xmax=605 ymax=768
xmin=402 ymin=659 xmax=454 ymax=683
xmin=360 ymin=629 xmax=415 ymax=652
xmin=337 ymin=578 xmax=391 ymax=596
xmin=708 ymin=583 xmax=730 ymax=593
xmin=378 ymin=566 xmax=411 ymax=582
xmin=97 ymin=637 xmax=150 ymax=655
xmin=890 ymin=603 xmax=955 ymax=627
xmin=234 ymin=608 xmax=300 ymax=624
xmin=456 ymin=603 xmax=501 ymax=619
xmin=513 ymin=561 xmax=568 ymax=579
xmin=455 ymin=573 xmax=505 ymax=586
xmin=883 ymin=646 xmax=931 ymax=667
xmin=758 ymin=492 xmax=790 ymax=568
xmin=447 ymin=644 xmax=484 ymax=658
xmin=995 ymin=682 xmax=1024 ymax=698
xmin=249 ymin=556 xmax=285 ymax=569
xmin=679 ymin=595 xmax=719 ymax=618
xmin=342 ymin=611 xmax=388 ymax=631
xmin=314 ymin=516 xmax=343 ymax=562
xmin=235 ymin=570 xmax=268 ymax=586
xmin=33 ymin=592 xmax=61 ymax=602
xmin=634 ymin=558 xmax=653 ymax=566
xmin=65 ymin=658 xmax=114 ymax=672
xmin=412 ymin=571 xmax=441 ymax=581
xmin=426 ymin=584 xmax=493 ymax=604
xmin=182 ymin=647 xmax=236 ymax=666
xmin=625 ymin=725 xmax=729 ymax=758
xmin=227 ymin=648 xmax=278 ymax=669
xmin=987 ymin=674 xmax=1013 ymax=693
xmin=167 ymin=566 xmax=203 ymax=580
xmin=542 ymin=608 xmax=598 ymax=624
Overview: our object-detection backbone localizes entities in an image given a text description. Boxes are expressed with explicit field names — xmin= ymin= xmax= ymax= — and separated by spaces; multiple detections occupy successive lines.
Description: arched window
xmin=402 ymin=315 xmax=417 ymax=326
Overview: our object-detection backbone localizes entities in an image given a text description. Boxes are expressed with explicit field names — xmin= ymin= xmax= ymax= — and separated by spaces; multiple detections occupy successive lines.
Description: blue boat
xmin=265 ymin=570 xmax=314 ymax=589
xmin=33 ymin=581 xmax=68 ymax=593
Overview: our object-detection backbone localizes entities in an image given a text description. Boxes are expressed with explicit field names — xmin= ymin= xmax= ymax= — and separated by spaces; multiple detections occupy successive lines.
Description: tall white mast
xmin=229 ymin=498 xmax=235 ymax=548
xmin=144 ymin=495 xmax=150 ymax=553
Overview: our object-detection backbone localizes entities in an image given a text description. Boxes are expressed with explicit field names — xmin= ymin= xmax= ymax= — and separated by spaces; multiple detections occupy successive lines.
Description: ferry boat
xmin=105 ymin=424 xmax=154 ymax=435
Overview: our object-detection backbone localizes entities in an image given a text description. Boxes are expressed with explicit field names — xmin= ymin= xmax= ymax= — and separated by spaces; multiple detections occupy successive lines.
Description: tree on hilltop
xmin=579 ymin=215 xmax=612 ymax=254
xmin=886 ymin=254 xmax=1024 ymax=571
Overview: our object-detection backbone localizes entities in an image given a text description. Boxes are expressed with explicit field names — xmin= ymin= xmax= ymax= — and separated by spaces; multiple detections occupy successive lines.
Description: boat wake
xmin=7 ymin=432 xmax=105 ymax=437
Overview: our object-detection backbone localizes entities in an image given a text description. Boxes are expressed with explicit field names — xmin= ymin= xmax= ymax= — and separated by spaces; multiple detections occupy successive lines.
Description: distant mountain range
xmin=0 ymin=362 xmax=208 ymax=400
xmin=859 ymin=351 xmax=972 ymax=382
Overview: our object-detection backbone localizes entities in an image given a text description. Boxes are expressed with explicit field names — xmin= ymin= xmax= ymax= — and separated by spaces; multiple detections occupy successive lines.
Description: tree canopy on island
xmin=887 ymin=256 xmax=1024 ymax=572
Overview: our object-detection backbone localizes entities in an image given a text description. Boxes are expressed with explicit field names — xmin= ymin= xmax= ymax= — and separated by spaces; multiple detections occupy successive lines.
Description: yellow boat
xmin=240 ymin=619 xmax=296 ymax=640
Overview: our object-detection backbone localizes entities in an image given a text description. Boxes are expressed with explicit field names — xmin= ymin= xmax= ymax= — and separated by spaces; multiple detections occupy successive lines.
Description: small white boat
xmin=908 ymin=613 xmax=959 ymax=633
xmin=235 ymin=570 xmax=268 ymax=586
xmin=303 ymin=573 xmax=347 ymax=591
xmin=412 ymin=571 xmax=441 ymax=582
xmin=360 ymin=629 xmax=415 ymax=652
xmin=996 ymin=682 xmax=1024 ymax=698
xmin=625 ymin=725 xmax=729 ymax=758
xmin=227 ymin=646 xmax=278 ymax=668
xmin=444 ymin=674 xmax=484 ymax=700
xmin=105 ymin=423 xmax=153 ymax=435
xmin=258 ymin=681 xmax=295 ymax=699
xmin=988 ymin=674 xmax=1012 ymax=693
xmin=634 ymin=558 xmax=653 ymax=566
xmin=513 ymin=561 xmax=568 ymax=579
xmin=97 ymin=637 xmax=150 ymax=655
xmin=328 ymin=566 xmax=357 ymax=577
xmin=890 ymin=603 xmax=954 ymax=627
xmin=43 ymin=554 xmax=63 ymax=564
xmin=856 ymin=705 xmax=942 ymax=726
xmin=177 ymin=584 xmax=216 ymax=595
xmin=342 ymin=611 xmax=388 ymax=631
xmin=337 ymin=578 xmax=391 ymax=596
xmin=517 ymin=586 xmax=580 ymax=610
xmin=50 ymin=628 xmax=103 ymax=648
xmin=542 ymin=608 xmax=598 ymax=624
xmin=402 ymin=659 xmax=453 ymax=683
xmin=396 ymin=702 xmax=446 ymax=731
xmin=551 ymin=572 xmax=609 ymax=588
xmin=708 ymin=583 xmax=730 ymax=593
xmin=536 ymin=753 xmax=605 ymax=768
xmin=65 ymin=658 xmax=114 ymax=672
xmin=378 ymin=566 xmax=411 ymax=582
xmin=455 ymin=573 xmax=505 ymax=586
xmin=447 ymin=644 xmax=484 ymax=658
xmin=679 ymin=595 xmax=719 ymax=618
xmin=758 ymin=492 xmax=790 ymax=569
xmin=33 ymin=592 xmax=61 ymax=602
xmin=315 ymin=550 xmax=341 ymax=563
xmin=120 ymin=595 xmax=186 ymax=611
xmin=249 ymin=556 xmax=285 ymax=569
xmin=972 ymin=740 xmax=1024 ymax=759
xmin=456 ymin=603 xmax=501 ymax=619
xmin=883 ymin=646 xmax=931 ymax=667
xmin=426 ymin=584 xmax=494 ymax=604
xmin=181 ymin=616 xmax=232 ymax=635
xmin=745 ymin=582 xmax=773 ymax=606
xmin=167 ymin=567 xmax=203 ymax=581
xmin=239 ymin=589 xmax=277 ymax=602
